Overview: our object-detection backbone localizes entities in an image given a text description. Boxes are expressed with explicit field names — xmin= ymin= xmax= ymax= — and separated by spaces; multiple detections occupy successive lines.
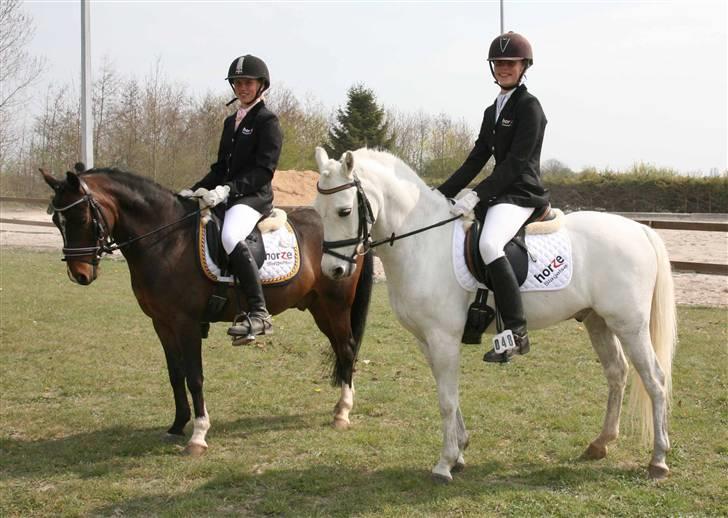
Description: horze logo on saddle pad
xmin=534 ymin=255 xmax=567 ymax=286
xmin=266 ymin=250 xmax=294 ymax=262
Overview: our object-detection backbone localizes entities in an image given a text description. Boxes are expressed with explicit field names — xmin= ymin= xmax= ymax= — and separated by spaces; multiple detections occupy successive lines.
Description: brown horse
xmin=41 ymin=167 xmax=373 ymax=455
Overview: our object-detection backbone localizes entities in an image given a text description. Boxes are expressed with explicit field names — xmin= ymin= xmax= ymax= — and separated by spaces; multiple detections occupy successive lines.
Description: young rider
xmin=437 ymin=32 xmax=550 ymax=362
xmin=184 ymin=54 xmax=282 ymax=341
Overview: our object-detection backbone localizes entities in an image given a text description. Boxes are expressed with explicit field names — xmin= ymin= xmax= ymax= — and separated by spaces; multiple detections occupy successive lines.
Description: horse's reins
xmin=50 ymin=177 xmax=202 ymax=264
xmin=317 ymin=173 xmax=460 ymax=264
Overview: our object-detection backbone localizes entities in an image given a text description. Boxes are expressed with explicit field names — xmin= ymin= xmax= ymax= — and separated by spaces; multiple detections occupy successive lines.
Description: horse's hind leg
xmin=308 ymin=298 xmax=356 ymax=430
xmin=581 ymin=312 xmax=629 ymax=460
xmin=614 ymin=324 xmax=670 ymax=478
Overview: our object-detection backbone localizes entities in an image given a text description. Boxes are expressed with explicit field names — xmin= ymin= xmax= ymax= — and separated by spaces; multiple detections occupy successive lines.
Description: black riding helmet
xmin=226 ymin=55 xmax=270 ymax=89
xmin=487 ymin=32 xmax=533 ymax=89
xmin=225 ymin=54 xmax=270 ymax=105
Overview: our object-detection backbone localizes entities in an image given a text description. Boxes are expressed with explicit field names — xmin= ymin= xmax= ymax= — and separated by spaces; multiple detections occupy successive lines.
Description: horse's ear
xmin=39 ymin=168 xmax=62 ymax=191
xmin=65 ymin=170 xmax=82 ymax=191
xmin=342 ymin=151 xmax=355 ymax=177
xmin=314 ymin=147 xmax=329 ymax=172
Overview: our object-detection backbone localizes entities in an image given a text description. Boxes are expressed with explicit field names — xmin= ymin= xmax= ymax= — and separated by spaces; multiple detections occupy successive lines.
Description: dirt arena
xmin=2 ymin=170 xmax=726 ymax=307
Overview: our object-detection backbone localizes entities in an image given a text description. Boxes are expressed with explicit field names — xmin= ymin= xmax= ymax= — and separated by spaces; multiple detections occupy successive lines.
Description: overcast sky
xmin=22 ymin=0 xmax=728 ymax=174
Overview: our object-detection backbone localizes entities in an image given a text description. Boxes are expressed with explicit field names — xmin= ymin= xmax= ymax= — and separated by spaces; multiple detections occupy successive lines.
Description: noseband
xmin=50 ymin=177 xmax=113 ymax=266
xmin=316 ymin=174 xmax=374 ymax=264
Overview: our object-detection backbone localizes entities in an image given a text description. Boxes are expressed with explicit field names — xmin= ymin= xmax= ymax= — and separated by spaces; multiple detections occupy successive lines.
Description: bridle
xmin=50 ymin=176 xmax=201 ymax=266
xmin=316 ymin=172 xmax=460 ymax=264
xmin=50 ymin=176 xmax=113 ymax=266
xmin=316 ymin=173 xmax=374 ymax=264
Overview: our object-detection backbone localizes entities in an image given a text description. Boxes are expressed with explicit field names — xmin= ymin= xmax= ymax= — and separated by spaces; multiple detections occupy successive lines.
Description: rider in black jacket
xmin=188 ymin=54 xmax=282 ymax=342
xmin=438 ymin=32 xmax=550 ymax=362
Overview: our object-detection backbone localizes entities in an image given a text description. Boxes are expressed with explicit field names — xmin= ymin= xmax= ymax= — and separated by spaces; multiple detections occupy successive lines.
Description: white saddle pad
xmin=200 ymin=222 xmax=301 ymax=285
xmin=452 ymin=221 xmax=573 ymax=293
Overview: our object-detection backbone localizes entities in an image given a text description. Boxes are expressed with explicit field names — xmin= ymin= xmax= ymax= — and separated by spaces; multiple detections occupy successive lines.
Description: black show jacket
xmin=193 ymin=101 xmax=282 ymax=215
xmin=437 ymin=84 xmax=549 ymax=208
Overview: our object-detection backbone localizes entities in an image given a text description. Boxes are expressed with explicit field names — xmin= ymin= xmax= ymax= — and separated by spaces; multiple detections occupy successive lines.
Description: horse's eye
xmin=338 ymin=208 xmax=352 ymax=217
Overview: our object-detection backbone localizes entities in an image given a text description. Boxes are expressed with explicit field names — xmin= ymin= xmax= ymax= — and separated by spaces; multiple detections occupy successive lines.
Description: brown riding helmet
xmin=488 ymin=31 xmax=533 ymax=66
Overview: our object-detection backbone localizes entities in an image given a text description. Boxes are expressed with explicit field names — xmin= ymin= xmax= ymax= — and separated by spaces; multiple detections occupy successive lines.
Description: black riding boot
xmin=483 ymin=256 xmax=530 ymax=363
xmin=226 ymin=241 xmax=272 ymax=342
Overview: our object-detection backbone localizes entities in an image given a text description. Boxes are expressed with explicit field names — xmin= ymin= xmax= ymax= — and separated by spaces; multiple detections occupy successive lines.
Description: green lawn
xmin=1 ymin=248 xmax=726 ymax=517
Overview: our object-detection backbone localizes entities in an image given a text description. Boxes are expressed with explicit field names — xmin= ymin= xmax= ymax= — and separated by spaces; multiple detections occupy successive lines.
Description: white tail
xmin=628 ymin=226 xmax=678 ymax=445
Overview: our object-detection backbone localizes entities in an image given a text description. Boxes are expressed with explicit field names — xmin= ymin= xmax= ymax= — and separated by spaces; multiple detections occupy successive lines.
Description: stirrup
xmin=228 ymin=312 xmax=272 ymax=345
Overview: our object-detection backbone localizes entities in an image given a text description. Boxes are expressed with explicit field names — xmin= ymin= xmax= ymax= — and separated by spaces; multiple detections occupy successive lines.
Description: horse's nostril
xmin=77 ymin=274 xmax=89 ymax=285
xmin=333 ymin=266 xmax=345 ymax=278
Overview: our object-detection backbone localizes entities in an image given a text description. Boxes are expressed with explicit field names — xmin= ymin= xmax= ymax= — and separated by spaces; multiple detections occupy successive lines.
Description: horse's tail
xmin=628 ymin=225 xmax=678 ymax=446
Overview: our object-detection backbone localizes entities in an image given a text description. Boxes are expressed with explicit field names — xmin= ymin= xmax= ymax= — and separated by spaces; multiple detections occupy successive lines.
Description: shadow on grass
xmin=0 ymin=413 xmax=311 ymax=479
xmin=87 ymin=461 xmax=645 ymax=516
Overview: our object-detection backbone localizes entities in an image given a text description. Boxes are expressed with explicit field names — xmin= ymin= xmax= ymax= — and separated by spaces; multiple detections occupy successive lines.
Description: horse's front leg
xmin=154 ymin=320 xmax=191 ymax=440
xmin=421 ymin=336 xmax=464 ymax=483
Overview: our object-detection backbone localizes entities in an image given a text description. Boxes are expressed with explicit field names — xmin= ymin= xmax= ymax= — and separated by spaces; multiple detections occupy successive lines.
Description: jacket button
xmin=491 ymin=146 xmax=495 ymax=151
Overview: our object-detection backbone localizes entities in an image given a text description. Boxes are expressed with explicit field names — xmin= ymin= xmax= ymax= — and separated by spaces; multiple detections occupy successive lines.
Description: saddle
xmin=200 ymin=205 xmax=267 ymax=276
xmin=196 ymin=206 xmax=295 ymax=335
xmin=463 ymin=204 xmax=557 ymax=287
xmin=461 ymin=204 xmax=557 ymax=344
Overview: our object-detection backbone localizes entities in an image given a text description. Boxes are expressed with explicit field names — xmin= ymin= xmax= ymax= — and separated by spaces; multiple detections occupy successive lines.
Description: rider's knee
xmin=480 ymin=241 xmax=505 ymax=265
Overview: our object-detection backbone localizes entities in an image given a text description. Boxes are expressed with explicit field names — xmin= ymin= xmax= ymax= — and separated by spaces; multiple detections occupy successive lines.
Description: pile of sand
xmin=272 ymin=170 xmax=319 ymax=206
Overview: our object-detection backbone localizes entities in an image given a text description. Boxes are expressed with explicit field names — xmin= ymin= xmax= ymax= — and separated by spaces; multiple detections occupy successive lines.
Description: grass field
xmin=1 ymin=248 xmax=726 ymax=517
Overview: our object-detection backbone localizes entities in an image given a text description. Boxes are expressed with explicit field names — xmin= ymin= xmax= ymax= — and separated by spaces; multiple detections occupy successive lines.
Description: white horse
xmin=313 ymin=147 xmax=677 ymax=482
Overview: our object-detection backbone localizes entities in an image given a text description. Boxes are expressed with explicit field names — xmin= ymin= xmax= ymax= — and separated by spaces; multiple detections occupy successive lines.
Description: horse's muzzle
xmin=323 ymin=259 xmax=357 ymax=280
xmin=67 ymin=262 xmax=97 ymax=285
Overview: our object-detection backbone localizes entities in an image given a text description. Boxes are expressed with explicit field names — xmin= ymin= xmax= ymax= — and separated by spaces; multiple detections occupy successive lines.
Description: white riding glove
xmin=178 ymin=188 xmax=196 ymax=198
xmin=450 ymin=191 xmax=480 ymax=216
xmin=200 ymin=185 xmax=230 ymax=208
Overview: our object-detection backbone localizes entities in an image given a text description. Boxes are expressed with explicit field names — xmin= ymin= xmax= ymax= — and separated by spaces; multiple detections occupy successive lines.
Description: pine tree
xmin=326 ymin=84 xmax=394 ymax=158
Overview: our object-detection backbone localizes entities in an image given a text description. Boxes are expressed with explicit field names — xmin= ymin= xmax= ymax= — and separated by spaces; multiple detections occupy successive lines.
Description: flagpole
xmin=81 ymin=0 xmax=93 ymax=168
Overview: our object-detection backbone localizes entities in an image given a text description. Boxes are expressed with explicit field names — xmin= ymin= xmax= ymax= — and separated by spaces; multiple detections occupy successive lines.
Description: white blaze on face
xmin=57 ymin=212 xmax=68 ymax=243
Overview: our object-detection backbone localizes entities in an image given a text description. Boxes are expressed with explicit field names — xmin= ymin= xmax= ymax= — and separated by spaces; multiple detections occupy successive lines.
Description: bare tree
xmin=93 ymin=57 xmax=119 ymax=161
xmin=0 ymin=0 xmax=44 ymax=167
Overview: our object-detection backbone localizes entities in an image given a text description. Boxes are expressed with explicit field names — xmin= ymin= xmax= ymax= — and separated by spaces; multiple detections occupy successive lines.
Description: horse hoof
xmin=581 ymin=443 xmax=607 ymax=460
xmin=163 ymin=432 xmax=186 ymax=443
xmin=648 ymin=463 xmax=669 ymax=480
xmin=332 ymin=417 xmax=350 ymax=431
xmin=451 ymin=461 xmax=465 ymax=473
xmin=431 ymin=472 xmax=453 ymax=484
xmin=181 ymin=443 xmax=208 ymax=457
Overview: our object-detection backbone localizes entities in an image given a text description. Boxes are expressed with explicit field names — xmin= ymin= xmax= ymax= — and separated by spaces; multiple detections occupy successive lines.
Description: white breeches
xmin=479 ymin=203 xmax=535 ymax=264
xmin=222 ymin=204 xmax=262 ymax=255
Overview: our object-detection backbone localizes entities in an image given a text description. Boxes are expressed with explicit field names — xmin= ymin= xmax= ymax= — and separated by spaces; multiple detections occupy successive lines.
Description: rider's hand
xmin=201 ymin=185 xmax=230 ymax=208
xmin=450 ymin=191 xmax=480 ymax=216
xmin=178 ymin=188 xmax=196 ymax=198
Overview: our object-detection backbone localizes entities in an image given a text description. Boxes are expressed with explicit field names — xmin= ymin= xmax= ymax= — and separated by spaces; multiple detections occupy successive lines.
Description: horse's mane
xmin=81 ymin=168 xmax=180 ymax=209
xmin=352 ymin=148 xmax=433 ymax=191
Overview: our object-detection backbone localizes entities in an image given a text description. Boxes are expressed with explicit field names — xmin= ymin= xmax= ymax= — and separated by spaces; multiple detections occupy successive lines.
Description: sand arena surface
xmin=1 ymin=170 xmax=726 ymax=307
